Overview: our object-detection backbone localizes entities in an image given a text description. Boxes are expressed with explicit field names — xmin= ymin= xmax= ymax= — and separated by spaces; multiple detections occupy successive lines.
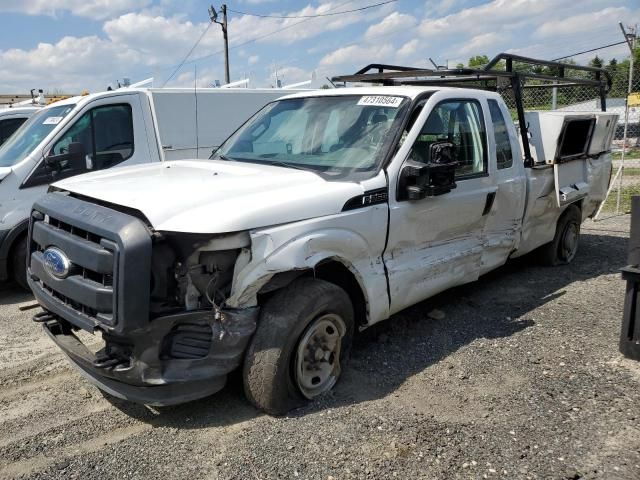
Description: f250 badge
xmin=43 ymin=247 xmax=71 ymax=279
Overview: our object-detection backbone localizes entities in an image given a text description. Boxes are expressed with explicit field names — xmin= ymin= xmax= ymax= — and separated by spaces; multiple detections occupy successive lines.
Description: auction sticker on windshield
xmin=43 ymin=116 xmax=63 ymax=125
xmin=357 ymin=96 xmax=403 ymax=108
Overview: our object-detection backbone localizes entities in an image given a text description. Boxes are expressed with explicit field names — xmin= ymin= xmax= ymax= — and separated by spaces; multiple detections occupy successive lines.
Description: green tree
xmin=589 ymin=55 xmax=603 ymax=69
xmin=468 ymin=55 xmax=490 ymax=67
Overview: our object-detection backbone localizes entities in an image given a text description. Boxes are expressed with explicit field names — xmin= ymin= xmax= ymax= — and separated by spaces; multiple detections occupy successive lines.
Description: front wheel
xmin=539 ymin=204 xmax=581 ymax=266
xmin=242 ymin=278 xmax=354 ymax=415
xmin=11 ymin=236 xmax=29 ymax=291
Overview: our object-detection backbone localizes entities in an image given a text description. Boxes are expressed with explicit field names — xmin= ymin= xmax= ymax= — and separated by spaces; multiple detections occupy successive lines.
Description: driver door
xmin=23 ymin=94 xmax=150 ymax=188
xmin=384 ymin=98 xmax=495 ymax=315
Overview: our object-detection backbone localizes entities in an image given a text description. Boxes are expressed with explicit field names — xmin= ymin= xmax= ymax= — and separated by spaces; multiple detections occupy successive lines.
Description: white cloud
xmin=0 ymin=0 xmax=151 ymax=20
xmin=535 ymin=7 xmax=635 ymax=38
xmin=248 ymin=55 xmax=260 ymax=65
xmin=103 ymin=13 xmax=222 ymax=67
xmin=364 ymin=12 xmax=417 ymax=41
xmin=228 ymin=1 xmax=390 ymax=45
xmin=397 ymin=39 xmax=419 ymax=59
xmin=319 ymin=44 xmax=395 ymax=69
xmin=456 ymin=32 xmax=503 ymax=56
xmin=0 ymin=36 xmax=140 ymax=91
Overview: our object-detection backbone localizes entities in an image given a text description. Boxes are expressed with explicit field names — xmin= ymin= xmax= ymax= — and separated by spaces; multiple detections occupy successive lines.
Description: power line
xmin=228 ymin=0 xmax=397 ymax=19
xmin=163 ymin=0 xmax=357 ymax=76
xmin=162 ymin=22 xmax=214 ymax=86
xmin=552 ymin=39 xmax=631 ymax=61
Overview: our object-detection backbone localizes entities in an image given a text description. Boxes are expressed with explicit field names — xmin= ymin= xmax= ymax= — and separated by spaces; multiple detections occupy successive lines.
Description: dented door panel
xmin=385 ymin=175 xmax=493 ymax=315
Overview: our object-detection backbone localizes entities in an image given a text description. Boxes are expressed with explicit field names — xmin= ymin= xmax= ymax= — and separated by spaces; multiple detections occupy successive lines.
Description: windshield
xmin=0 ymin=104 xmax=76 ymax=167
xmin=213 ymin=95 xmax=409 ymax=181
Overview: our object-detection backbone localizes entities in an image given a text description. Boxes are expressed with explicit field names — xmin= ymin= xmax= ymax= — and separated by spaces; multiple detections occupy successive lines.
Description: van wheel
xmin=11 ymin=236 xmax=29 ymax=291
xmin=242 ymin=278 xmax=354 ymax=415
xmin=539 ymin=204 xmax=581 ymax=266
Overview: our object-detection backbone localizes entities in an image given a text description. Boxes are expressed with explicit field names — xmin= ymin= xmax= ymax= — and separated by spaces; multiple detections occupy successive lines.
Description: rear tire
xmin=242 ymin=277 xmax=354 ymax=415
xmin=539 ymin=204 xmax=581 ymax=266
xmin=11 ymin=236 xmax=29 ymax=291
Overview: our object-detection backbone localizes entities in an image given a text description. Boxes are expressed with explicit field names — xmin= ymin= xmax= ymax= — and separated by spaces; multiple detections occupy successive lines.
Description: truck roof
xmin=0 ymin=105 xmax=41 ymax=116
xmin=52 ymin=87 xmax=308 ymax=111
xmin=278 ymin=85 xmax=504 ymax=102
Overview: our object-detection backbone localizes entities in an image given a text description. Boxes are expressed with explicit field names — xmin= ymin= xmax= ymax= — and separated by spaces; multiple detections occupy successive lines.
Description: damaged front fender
xmin=226 ymin=208 xmax=390 ymax=325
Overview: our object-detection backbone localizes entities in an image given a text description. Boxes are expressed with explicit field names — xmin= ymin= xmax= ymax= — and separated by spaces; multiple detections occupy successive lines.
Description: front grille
xmin=28 ymin=192 xmax=152 ymax=334
xmin=30 ymin=213 xmax=117 ymax=326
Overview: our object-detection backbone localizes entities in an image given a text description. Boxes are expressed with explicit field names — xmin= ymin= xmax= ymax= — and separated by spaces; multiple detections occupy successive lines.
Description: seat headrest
xmin=372 ymin=113 xmax=388 ymax=124
xmin=423 ymin=113 xmax=444 ymax=135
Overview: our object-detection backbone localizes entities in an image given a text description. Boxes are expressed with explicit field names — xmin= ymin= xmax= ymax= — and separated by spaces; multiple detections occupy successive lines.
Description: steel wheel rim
xmin=561 ymin=222 xmax=579 ymax=262
xmin=295 ymin=313 xmax=346 ymax=399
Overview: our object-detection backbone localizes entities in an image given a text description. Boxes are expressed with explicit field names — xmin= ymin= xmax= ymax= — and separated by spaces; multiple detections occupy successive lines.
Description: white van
xmin=0 ymin=106 xmax=40 ymax=146
xmin=0 ymin=87 xmax=297 ymax=288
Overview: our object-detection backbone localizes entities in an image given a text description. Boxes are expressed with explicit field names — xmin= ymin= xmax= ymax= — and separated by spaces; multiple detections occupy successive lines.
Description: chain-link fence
xmin=493 ymin=46 xmax=640 ymax=217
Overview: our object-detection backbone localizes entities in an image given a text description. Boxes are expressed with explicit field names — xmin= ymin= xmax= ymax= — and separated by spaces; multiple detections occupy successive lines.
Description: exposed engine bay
xmin=149 ymin=231 xmax=250 ymax=316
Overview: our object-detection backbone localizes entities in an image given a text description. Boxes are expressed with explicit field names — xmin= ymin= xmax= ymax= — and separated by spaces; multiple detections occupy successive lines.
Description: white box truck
xmin=27 ymin=54 xmax=617 ymax=415
xmin=0 ymin=87 xmax=297 ymax=288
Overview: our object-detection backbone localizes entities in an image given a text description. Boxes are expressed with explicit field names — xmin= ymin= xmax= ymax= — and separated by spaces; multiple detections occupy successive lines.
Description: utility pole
xmin=616 ymin=22 xmax=637 ymax=215
xmin=209 ymin=4 xmax=230 ymax=84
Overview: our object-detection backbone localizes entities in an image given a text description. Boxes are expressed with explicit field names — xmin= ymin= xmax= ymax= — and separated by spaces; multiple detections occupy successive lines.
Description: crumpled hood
xmin=53 ymin=160 xmax=364 ymax=233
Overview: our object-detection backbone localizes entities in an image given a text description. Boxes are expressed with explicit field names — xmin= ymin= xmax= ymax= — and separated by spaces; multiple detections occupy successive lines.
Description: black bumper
xmin=36 ymin=303 xmax=258 ymax=406
xmin=43 ymin=320 xmax=227 ymax=405
xmin=28 ymin=193 xmax=258 ymax=405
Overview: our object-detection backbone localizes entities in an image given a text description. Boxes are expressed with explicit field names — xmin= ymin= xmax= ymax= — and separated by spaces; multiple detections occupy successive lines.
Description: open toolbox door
xmin=524 ymin=112 xmax=617 ymax=208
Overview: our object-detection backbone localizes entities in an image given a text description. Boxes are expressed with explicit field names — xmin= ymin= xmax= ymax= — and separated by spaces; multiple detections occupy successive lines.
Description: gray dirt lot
xmin=0 ymin=215 xmax=639 ymax=480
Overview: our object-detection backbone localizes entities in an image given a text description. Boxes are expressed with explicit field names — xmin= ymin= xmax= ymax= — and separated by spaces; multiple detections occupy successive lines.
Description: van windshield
xmin=0 ymin=104 xmax=76 ymax=167
xmin=213 ymin=95 xmax=409 ymax=181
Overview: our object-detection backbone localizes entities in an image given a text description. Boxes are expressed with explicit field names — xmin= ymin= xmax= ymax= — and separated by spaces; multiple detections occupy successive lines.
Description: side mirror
xmin=399 ymin=141 xmax=458 ymax=200
xmin=45 ymin=142 xmax=87 ymax=173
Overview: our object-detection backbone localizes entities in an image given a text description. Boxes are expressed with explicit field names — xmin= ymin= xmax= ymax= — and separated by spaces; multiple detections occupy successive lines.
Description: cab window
xmin=23 ymin=104 xmax=134 ymax=188
xmin=0 ymin=118 xmax=28 ymax=145
xmin=487 ymin=99 xmax=513 ymax=169
xmin=51 ymin=104 xmax=134 ymax=171
xmin=409 ymin=99 xmax=487 ymax=178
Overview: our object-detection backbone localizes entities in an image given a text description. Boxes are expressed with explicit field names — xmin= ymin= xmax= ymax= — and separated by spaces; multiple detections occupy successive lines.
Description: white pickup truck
xmin=27 ymin=55 xmax=617 ymax=414
xmin=0 ymin=87 xmax=295 ymax=289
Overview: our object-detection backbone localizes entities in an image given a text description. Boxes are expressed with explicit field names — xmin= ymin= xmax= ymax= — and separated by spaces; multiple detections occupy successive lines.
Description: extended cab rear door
xmin=384 ymin=93 xmax=495 ymax=316
xmin=479 ymin=98 xmax=527 ymax=274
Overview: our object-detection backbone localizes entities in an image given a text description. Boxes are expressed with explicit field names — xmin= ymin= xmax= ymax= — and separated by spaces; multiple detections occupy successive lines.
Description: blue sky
xmin=0 ymin=0 xmax=638 ymax=93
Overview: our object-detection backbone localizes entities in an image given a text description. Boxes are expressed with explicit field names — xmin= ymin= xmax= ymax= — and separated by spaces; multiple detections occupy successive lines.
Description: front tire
xmin=539 ymin=204 xmax=581 ymax=266
xmin=11 ymin=236 xmax=29 ymax=291
xmin=242 ymin=278 xmax=354 ymax=415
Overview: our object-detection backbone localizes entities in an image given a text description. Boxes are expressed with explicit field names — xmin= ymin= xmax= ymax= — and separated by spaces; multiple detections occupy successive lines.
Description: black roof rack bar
xmin=487 ymin=52 xmax=612 ymax=85
xmin=354 ymin=63 xmax=422 ymax=74
xmin=332 ymin=53 xmax=612 ymax=91
xmin=333 ymin=68 xmax=606 ymax=89
xmin=331 ymin=53 xmax=612 ymax=169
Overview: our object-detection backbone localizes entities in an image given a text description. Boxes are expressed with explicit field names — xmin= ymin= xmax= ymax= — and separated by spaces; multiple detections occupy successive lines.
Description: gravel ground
xmin=0 ymin=215 xmax=638 ymax=480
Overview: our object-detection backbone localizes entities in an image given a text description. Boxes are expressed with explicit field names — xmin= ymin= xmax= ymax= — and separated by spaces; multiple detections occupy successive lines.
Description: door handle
xmin=482 ymin=191 xmax=496 ymax=216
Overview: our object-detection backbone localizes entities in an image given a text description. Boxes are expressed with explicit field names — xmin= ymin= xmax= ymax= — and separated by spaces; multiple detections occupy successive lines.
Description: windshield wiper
xmin=266 ymin=161 xmax=311 ymax=172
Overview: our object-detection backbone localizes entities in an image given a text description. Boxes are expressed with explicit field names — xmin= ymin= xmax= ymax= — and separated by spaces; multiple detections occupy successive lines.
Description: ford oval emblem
xmin=43 ymin=247 xmax=71 ymax=279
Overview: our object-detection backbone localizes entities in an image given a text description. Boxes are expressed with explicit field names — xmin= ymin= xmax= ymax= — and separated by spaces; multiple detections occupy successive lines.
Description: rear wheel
xmin=539 ymin=204 xmax=581 ymax=266
xmin=242 ymin=277 xmax=354 ymax=415
xmin=11 ymin=236 xmax=29 ymax=291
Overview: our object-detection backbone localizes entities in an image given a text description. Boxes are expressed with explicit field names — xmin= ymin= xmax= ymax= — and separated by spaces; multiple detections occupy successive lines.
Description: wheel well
xmin=313 ymin=260 xmax=367 ymax=327
xmin=6 ymin=229 xmax=27 ymax=277
xmin=257 ymin=261 xmax=368 ymax=327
